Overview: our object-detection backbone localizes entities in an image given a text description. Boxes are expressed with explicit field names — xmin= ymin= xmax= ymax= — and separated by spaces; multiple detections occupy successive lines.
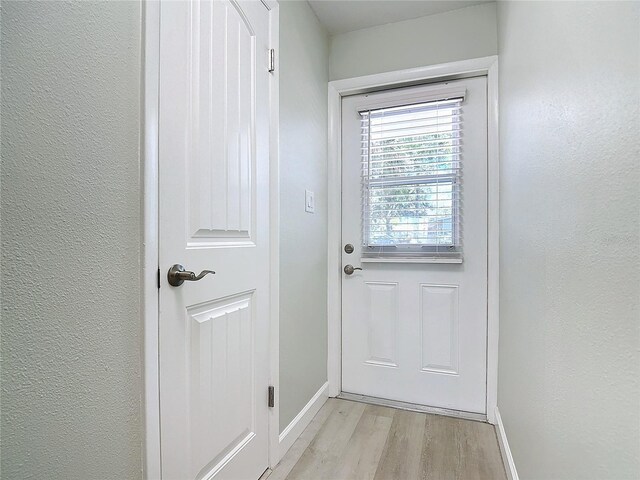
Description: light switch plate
xmin=305 ymin=190 xmax=315 ymax=213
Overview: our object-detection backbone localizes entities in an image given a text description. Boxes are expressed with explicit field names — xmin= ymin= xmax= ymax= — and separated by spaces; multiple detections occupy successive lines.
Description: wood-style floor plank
xmin=373 ymin=409 xmax=426 ymax=480
xmin=420 ymin=414 xmax=507 ymax=480
xmin=330 ymin=405 xmax=394 ymax=480
xmin=285 ymin=399 xmax=366 ymax=480
xmin=267 ymin=398 xmax=338 ymax=480
xmin=420 ymin=413 xmax=462 ymax=480
xmin=272 ymin=399 xmax=507 ymax=480
xmin=461 ymin=418 xmax=507 ymax=480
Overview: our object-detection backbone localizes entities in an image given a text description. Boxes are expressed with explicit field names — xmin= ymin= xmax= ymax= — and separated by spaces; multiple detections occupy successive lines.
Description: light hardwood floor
xmin=266 ymin=398 xmax=507 ymax=480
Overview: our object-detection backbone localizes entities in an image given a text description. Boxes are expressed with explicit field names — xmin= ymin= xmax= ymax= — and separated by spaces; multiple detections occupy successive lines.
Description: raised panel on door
xmin=420 ymin=284 xmax=459 ymax=375
xmin=187 ymin=293 xmax=255 ymax=479
xmin=364 ymin=282 xmax=398 ymax=367
xmin=187 ymin=0 xmax=256 ymax=246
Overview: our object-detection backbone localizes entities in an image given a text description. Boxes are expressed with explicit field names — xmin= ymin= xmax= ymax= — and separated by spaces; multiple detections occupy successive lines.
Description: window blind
xmin=360 ymin=97 xmax=462 ymax=258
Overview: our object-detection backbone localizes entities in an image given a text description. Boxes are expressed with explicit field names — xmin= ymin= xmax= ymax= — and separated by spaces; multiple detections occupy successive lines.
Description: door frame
xmin=327 ymin=56 xmax=500 ymax=424
xmin=142 ymin=1 xmax=281 ymax=478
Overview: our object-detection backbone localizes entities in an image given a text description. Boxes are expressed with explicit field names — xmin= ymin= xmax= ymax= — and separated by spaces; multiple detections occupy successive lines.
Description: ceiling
xmin=307 ymin=0 xmax=492 ymax=35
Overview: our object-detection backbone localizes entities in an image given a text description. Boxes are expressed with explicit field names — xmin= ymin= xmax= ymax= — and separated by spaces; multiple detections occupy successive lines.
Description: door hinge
xmin=268 ymin=385 xmax=275 ymax=408
xmin=157 ymin=268 xmax=161 ymax=289
xmin=268 ymin=49 xmax=275 ymax=73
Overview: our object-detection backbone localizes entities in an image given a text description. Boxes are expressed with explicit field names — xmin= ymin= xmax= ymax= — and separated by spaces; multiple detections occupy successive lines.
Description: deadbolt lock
xmin=344 ymin=243 xmax=354 ymax=254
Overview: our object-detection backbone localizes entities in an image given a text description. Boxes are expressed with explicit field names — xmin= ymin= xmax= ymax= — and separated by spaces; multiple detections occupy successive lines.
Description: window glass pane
xmin=368 ymin=182 xmax=454 ymax=246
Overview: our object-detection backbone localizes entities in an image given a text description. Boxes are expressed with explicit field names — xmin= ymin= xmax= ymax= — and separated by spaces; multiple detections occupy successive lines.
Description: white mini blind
xmin=360 ymin=97 xmax=462 ymax=258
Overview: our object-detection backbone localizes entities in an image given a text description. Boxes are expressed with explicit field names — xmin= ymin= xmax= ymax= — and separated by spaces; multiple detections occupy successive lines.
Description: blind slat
xmin=361 ymin=129 xmax=461 ymax=141
xmin=361 ymin=113 xmax=461 ymax=130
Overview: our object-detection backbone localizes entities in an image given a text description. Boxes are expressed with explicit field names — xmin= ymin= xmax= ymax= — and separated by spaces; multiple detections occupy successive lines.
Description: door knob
xmin=167 ymin=264 xmax=216 ymax=287
xmin=344 ymin=264 xmax=363 ymax=275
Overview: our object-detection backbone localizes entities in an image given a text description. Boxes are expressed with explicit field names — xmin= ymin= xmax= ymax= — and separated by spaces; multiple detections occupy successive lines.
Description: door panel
xmin=187 ymin=0 xmax=256 ymax=245
xmin=364 ymin=282 xmax=399 ymax=367
xmin=420 ymin=284 xmax=459 ymax=374
xmin=186 ymin=292 xmax=255 ymax=480
xmin=341 ymin=78 xmax=488 ymax=414
xmin=159 ymin=1 xmax=271 ymax=479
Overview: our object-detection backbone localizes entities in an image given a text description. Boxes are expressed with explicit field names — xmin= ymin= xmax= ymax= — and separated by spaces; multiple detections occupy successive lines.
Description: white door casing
xmin=341 ymin=77 xmax=488 ymax=414
xmin=159 ymin=1 xmax=271 ymax=479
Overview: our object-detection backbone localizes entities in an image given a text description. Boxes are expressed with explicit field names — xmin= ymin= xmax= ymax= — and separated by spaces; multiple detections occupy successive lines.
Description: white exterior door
xmin=158 ymin=1 xmax=272 ymax=479
xmin=341 ymin=77 xmax=488 ymax=414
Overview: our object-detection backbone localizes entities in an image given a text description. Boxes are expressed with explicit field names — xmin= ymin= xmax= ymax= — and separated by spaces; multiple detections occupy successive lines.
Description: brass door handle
xmin=168 ymin=264 xmax=216 ymax=287
xmin=344 ymin=264 xmax=363 ymax=275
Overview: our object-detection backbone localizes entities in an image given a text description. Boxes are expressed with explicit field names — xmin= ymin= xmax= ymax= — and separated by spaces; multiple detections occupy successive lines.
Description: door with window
xmin=341 ymin=78 xmax=488 ymax=413
xmin=158 ymin=1 xmax=273 ymax=478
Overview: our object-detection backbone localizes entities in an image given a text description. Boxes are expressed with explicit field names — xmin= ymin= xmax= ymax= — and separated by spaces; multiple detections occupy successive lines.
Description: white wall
xmin=1 ymin=2 xmax=143 ymax=479
xmin=279 ymin=0 xmax=330 ymax=432
xmin=497 ymin=2 xmax=640 ymax=479
xmin=329 ymin=2 xmax=497 ymax=80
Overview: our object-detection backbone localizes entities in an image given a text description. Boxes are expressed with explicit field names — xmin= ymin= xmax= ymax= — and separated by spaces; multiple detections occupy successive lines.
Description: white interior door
xmin=341 ymin=77 xmax=488 ymax=414
xmin=159 ymin=1 xmax=272 ymax=478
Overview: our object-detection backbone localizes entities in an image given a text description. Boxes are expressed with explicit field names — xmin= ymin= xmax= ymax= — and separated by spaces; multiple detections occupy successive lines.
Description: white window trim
xmin=327 ymin=55 xmax=500 ymax=424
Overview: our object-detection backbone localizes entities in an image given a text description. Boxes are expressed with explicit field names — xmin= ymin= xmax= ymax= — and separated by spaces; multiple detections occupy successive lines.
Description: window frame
xmin=359 ymin=94 xmax=464 ymax=259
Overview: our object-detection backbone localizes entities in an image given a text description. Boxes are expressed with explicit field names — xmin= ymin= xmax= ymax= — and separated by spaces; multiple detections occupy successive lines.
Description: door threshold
xmin=337 ymin=392 xmax=487 ymax=423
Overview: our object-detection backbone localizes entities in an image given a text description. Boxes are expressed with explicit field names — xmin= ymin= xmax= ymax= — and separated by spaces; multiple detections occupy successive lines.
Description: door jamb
xmin=266 ymin=0 xmax=281 ymax=468
xmin=326 ymin=56 xmax=500 ymax=424
xmin=142 ymin=0 xmax=161 ymax=477
xmin=142 ymin=2 xmax=281 ymax=478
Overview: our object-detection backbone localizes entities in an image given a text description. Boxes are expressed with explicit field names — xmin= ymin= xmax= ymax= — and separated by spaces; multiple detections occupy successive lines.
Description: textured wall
xmin=329 ymin=2 xmax=497 ymax=80
xmin=1 ymin=2 xmax=143 ymax=479
xmin=497 ymin=2 xmax=640 ymax=479
xmin=279 ymin=0 xmax=329 ymax=433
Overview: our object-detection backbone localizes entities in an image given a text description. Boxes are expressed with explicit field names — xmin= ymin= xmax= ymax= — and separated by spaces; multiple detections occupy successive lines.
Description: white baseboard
xmin=495 ymin=407 xmax=519 ymax=480
xmin=278 ymin=382 xmax=329 ymax=460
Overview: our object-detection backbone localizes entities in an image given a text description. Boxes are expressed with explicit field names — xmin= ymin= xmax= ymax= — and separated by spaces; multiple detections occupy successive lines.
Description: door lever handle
xmin=344 ymin=264 xmax=363 ymax=276
xmin=168 ymin=264 xmax=216 ymax=287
